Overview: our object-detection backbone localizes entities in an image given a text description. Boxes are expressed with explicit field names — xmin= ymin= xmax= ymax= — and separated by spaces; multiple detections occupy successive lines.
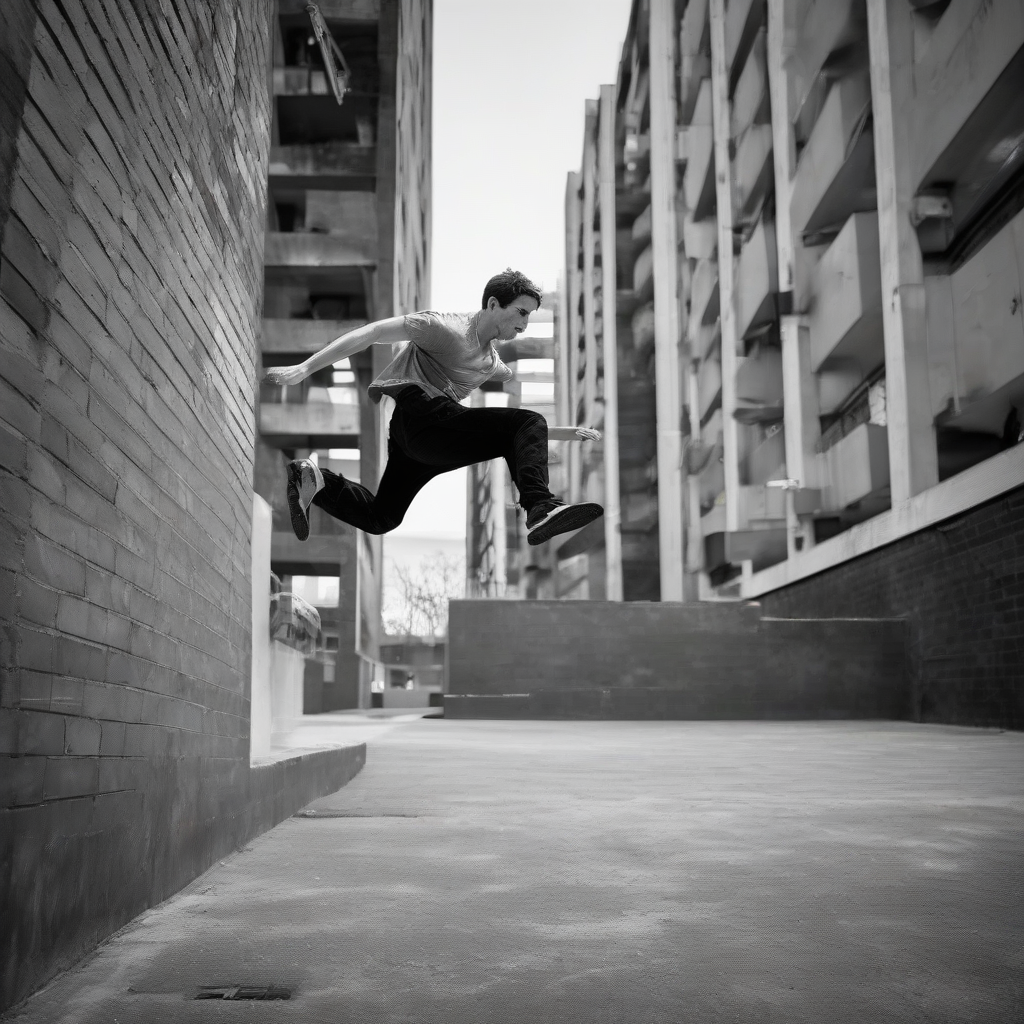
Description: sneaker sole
xmin=527 ymin=502 xmax=603 ymax=546
xmin=286 ymin=462 xmax=310 ymax=542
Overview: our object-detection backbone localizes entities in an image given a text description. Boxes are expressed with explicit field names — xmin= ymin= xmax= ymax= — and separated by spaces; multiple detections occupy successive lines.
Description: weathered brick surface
xmin=759 ymin=486 xmax=1024 ymax=729
xmin=447 ymin=600 xmax=909 ymax=720
xmin=0 ymin=0 xmax=306 ymax=1011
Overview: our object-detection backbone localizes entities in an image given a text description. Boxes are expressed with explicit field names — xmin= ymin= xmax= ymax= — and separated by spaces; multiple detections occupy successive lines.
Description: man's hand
xmin=576 ymin=427 xmax=602 ymax=441
xmin=263 ymin=364 xmax=308 ymax=387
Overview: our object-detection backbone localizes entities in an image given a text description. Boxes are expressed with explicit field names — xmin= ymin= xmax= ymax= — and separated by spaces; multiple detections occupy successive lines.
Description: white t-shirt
xmin=367 ymin=311 xmax=514 ymax=404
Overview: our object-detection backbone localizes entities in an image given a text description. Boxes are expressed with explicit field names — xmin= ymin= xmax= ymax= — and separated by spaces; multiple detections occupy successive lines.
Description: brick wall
xmin=759 ymin=486 xmax=1024 ymax=729
xmin=447 ymin=600 xmax=908 ymax=720
xmin=0 ymin=0 xmax=275 ymax=1009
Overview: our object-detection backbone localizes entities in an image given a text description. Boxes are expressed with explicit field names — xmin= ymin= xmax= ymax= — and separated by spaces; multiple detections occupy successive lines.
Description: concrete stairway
xmin=444 ymin=600 xmax=908 ymax=720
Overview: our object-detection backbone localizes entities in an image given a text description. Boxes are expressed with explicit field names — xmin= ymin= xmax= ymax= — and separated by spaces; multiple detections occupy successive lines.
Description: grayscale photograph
xmin=0 ymin=0 xmax=1021 ymax=1020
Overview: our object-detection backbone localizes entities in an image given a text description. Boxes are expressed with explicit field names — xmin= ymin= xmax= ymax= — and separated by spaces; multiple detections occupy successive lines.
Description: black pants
xmin=312 ymin=386 xmax=557 ymax=535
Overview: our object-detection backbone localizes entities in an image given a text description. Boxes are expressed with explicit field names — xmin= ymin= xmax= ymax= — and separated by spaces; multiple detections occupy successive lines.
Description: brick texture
xmin=447 ymin=600 xmax=909 ymax=720
xmin=759 ymin=486 xmax=1024 ymax=730
xmin=0 ymin=0 xmax=282 ymax=1011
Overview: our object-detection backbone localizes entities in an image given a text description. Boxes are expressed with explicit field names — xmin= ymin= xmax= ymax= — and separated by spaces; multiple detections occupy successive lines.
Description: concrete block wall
xmin=446 ymin=600 xmax=908 ymax=720
xmin=0 ymin=0 xmax=296 ymax=1010
xmin=759 ymin=486 xmax=1024 ymax=729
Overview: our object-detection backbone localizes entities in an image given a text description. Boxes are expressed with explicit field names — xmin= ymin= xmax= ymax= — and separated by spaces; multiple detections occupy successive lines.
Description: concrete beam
xmin=496 ymin=337 xmax=555 ymax=362
xmin=264 ymin=232 xmax=376 ymax=269
xmin=261 ymin=319 xmax=368 ymax=358
xmin=260 ymin=403 xmax=361 ymax=449
xmin=269 ymin=143 xmax=376 ymax=191
xmin=271 ymin=533 xmax=350 ymax=577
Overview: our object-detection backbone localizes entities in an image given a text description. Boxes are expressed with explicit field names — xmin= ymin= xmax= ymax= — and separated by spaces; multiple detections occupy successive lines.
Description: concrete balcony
xmin=698 ymin=354 xmax=723 ymax=422
xmin=729 ymin=26 xmax=773 ymax=227
xmin=731 ymin=28 xmax=769 ymax=139
xmin=631 ymin=302 xmax=655 ymax=352
xmin=808 ymin=213 xmax=883 ymax=394
xmin=679 ymin=0 xmax=710 ymax=122
xmin=270 ymin=532 xmax=351 ymax=577
xmin=738 ymin=484 xmax=786 ymax=526
xmin=682 ymin=213 xmax=718 ymax=260
xmin=943 ymin=210 xmax=1024 ymax=434
xmin=260 ymin=402 xmax=360 ymax=449
xmin=732 ymin=125 xmax=774 ymax=227
xmin=735 ymin=345 xmax=783 ymax=423
xmin=688 ymin=258 xmax=720 ymax=339
xmin=704 ymin=525 xmax=787 ymax=572
xmin=823 ymin=422 xmax=889 ymax=511
xmin=735 ymin=216 xmax=778 ymax=341
xmin=633 ymin=244 xmax=654 ymax=299
xmin=264 ymin=232 xmax=376 ymax=271
xmin=725 ymin=0 xmax=764 ymax=86
xmin=911 ymin=1 xmax=1024 ymax=198
xmin=261 ymin=319 xmax=366 ymax=360
xmin=698 ymin=455 xmax=725 ymax=512
xmin=682 ymin=80 xmax=716 ymax=220
xmin=700 ymin=500 xmax=726 ymax=538
xmin=745 ymin=427 xmax=786 ymax=486
xmin=273 ymin=67 xmax=333 ymax=97
xmin=791 ymin=72 xmax=876 ymax=239
xmin=631 ymin=204 xmax=652 ymax=246
xmin=268 ymin=142 xmax=376 ymax=191
xmin=790 ymin=0 xmax=864 ymax=133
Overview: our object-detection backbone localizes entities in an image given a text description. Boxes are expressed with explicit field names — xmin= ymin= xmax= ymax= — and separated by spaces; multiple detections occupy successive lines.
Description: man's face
xmin=493 ymin=294 xmax=540 ymax=341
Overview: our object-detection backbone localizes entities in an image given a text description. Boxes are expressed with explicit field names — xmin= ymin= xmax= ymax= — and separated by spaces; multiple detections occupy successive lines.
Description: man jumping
xmin=262 ymin=269 xmax=604 ymax=547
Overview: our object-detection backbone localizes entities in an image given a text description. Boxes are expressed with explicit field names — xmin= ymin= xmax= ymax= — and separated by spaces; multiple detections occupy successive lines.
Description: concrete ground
xmin=6 ymin=719 xmax=1022 ymax=1023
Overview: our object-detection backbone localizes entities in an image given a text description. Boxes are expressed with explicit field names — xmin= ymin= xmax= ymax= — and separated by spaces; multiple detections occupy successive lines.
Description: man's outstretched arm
xmin=548 ymin=426 xmax=601 ymax=441
xmin=262 ymin=316 xmax=408 ymax=385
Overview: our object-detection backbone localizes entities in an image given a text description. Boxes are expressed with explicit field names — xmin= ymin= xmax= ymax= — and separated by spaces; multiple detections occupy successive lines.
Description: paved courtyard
xmin=7 ymin=719 xmax=1022 ymax=1023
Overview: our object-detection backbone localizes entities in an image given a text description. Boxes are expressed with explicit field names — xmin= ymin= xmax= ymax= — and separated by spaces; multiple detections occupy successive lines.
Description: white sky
xmin=386 ymin=0 xmax=632 ymax=544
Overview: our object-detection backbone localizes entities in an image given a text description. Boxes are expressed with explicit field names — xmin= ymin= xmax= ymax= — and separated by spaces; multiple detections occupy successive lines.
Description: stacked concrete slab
xmin=446 ymin=600 xmax=907 ymax=720
xmin=256 ymin=0 xmax=432 ymax=710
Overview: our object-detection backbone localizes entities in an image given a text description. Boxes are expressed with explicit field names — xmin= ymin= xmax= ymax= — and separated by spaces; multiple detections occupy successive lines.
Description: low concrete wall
xmin=445 ymin=601 xmax=908 ymax=720
xmin=2 ymin=742 xmax=365 ymax=1013
xmin=249 ymin=743 xmax=366 ymax=839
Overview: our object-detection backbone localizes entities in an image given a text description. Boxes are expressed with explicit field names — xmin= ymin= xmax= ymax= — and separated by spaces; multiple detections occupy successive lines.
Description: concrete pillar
xmin=709 ymin=0 xmax=743 ymax=536
xmin=599 ymin=84 xmax=624 ymax=602
xmin=866 ymin=0 xmax=938 ymax=503
xmin=565 ymin=171 xmax=584 ymax=504
xmin=649 ymin=0 xmax=686 ymax=601
xmin=768 ymin=0 xmax=820 ymax=556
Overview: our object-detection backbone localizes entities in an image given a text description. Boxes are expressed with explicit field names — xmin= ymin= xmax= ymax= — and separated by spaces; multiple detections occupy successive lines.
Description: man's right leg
xmin=303 ymin=444 xmax=438 ymax=536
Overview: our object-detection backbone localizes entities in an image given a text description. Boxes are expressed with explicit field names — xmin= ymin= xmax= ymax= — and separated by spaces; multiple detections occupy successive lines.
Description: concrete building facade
xmin=553 ymin=0 xmax=1024 ymax=727
xmin=464 ymin=304 xmax=560 ymax=600
xmin=255 ymin=0 xmax=432 ymax=711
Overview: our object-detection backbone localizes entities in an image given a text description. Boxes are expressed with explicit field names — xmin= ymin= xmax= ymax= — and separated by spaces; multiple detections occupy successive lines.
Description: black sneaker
xmin=526 ymin=500 xmax=604 ymax=546
xmin=286 ymin=457 xmax=324 ymax=541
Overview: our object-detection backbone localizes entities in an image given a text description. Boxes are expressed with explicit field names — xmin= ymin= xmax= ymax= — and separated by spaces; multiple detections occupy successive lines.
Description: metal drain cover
xmin=195 ymin=986 xmax=291 ymax=1000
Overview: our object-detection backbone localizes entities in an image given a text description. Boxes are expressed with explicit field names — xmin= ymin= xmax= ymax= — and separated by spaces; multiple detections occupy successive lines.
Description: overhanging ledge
xmin=741 ymin=445 xmax=1024 ymax=599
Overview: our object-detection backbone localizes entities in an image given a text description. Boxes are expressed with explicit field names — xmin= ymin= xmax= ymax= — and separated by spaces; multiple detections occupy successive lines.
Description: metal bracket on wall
xmin=305 ymin=3 xmax=351 ymax=105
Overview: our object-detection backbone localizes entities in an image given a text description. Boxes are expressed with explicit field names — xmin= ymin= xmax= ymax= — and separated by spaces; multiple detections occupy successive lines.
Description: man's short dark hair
xmin=481 ymin=268 xmax=543 ymax=309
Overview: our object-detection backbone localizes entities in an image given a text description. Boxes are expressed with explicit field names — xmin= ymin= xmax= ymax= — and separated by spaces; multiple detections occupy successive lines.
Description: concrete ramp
xmin=445 ymin=600 xmax=908 ymax=720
